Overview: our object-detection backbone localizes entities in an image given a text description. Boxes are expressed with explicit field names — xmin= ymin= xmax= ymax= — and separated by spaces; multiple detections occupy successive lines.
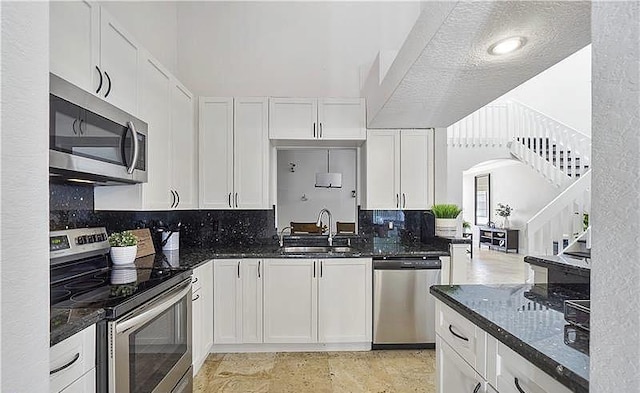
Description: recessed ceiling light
xmin=488 ymin=37 xmax=526 ymax=56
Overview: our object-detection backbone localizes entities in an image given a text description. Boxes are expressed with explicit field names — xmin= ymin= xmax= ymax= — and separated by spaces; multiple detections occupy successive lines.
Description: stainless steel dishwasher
xmin=373 ymin=257 xmax=441 ymax=348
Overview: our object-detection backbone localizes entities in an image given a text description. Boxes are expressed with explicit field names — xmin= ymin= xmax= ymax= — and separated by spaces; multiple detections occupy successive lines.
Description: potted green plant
xmin=108 ymin=231 xmax=138 ymax=265
xmin=431 ymin=204 xmax=462 ymax=237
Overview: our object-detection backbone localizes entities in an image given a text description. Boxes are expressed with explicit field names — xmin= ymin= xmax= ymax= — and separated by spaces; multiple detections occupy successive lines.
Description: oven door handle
xmin=116 ymin=279 xmax=191 ymax=335
xmin=125 ymin=121 xmax=139 ymax=175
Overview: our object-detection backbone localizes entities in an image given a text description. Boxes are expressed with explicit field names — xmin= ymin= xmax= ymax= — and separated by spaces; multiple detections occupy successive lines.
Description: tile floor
xmin=194 ymin=249 xmax=526 ymax=392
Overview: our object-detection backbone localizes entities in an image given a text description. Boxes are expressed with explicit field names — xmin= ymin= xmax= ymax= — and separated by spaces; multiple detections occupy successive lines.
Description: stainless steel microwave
xmin=49 ymin=73 xmax=147 ymax=185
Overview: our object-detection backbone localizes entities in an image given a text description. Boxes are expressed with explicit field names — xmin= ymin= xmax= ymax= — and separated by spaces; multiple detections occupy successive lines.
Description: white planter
xmin=110 ymin=245 xmax=138 ymax=265
xmin=435 ymin=218 xmax=460 ymax=237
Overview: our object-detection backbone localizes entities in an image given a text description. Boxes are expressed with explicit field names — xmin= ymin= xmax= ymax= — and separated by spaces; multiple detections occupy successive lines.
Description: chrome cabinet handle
xmin=320 ymin=261 xmax=323 ymax=278
xmin=258 ymin=260 xmax=261 ymax=278
xmin=104 ymin=71 xmax=112 ymax=97
xmin=50 ymin=353 xmax=80 ymax=375
xmin=514 ymin=377 xmax=527 ymax=393
xmin=235 ymin=193 xmax=238 ymax=208
xmin=313 ymin=261 xmax=316 ymax=278
xmin=319 ymin=122 xmax=323 ymax=138
xmin=170 ymin=190 xmax=176 ymax=208
xmin=95 ymin=66 xmax=103 ymax=94
xmin=192 ymin=294 xmax=200 ymax=301
xmin=237 ymin=261 xmax=240 ymax=278
xmin=125 ymin=121 xmax=139 ymax=174
xmin=192 ymin=277 xmax=198 ymax=284
xmin=402 ymin=193 xmax=406 ymax=209
xmin=313 ymin=122 xmax=316 ymax=138
xmin=228 ymin=193 xmax=232 ymax=208
xmin=448 ymin=324 xmax=469 ymax=341
xmin=79 ymin=119 xmax=85 ymax=135
xmin=473 ymin=382 xmax=481 ymax=393
xmin=396 ymin=194 xmax=399 ymax=209
xmin=72 ymin=118 xmax=79 ymax=135
xmin=176 ymin=191 xmax=180 ymax=208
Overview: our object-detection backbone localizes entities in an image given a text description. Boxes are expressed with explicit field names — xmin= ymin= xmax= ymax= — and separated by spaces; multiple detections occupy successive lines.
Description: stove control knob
xmin=76 ymin=235 xmax=86 ymax=245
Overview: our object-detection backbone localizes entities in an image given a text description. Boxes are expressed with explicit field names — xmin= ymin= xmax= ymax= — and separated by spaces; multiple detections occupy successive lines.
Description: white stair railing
xmin=525 ymin=170 xmax=591 ymax=256
xmin=447 ymin=102 xmax=512 ymax=147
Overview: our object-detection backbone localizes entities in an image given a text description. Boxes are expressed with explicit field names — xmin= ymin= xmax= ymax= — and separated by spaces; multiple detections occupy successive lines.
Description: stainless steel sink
xmin=279 ymin=246 xmax=355 ymax=254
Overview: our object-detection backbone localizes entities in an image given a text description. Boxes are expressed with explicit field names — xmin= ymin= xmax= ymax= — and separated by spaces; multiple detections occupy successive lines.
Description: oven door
xmin=109 ymin=279 xmax=192 ymax=393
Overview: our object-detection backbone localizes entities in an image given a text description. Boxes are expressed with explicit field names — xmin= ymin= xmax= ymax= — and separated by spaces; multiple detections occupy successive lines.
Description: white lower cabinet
xmin=50 ymin=325 xmax=96 ymax=393
xmin=213 ymin=258 xmax=372 ymax=348
xmin=213 ymin=259 xmax=264 ymax=344
xmin=192 ymin=261 xmax=213 ymax=375
xmin=318 ymin=259 xmax=372 ymax=343
xmin=437 ymin=336 xmax=487 ymax=393
xmin=495 ymin=342 xmax=572 ymax=393
xmin=435 ymin=299 xmax=573 ymax=393
xmin=263 ymin=259 xmax=318 ymax=343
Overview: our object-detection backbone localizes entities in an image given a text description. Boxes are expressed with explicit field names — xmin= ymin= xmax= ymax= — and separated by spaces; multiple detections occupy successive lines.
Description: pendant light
xmin=315 ymin=150 xmax=342 ymax=188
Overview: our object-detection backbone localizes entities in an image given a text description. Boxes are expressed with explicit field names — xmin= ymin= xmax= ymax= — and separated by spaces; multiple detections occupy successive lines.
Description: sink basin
xmin=279 ymin=246 xmax=355 ymax=254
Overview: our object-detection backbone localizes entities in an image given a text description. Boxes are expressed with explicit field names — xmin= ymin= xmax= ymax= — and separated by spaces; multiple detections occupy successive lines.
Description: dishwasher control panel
xmin=373 ymin=257 xmax=442 ymax=270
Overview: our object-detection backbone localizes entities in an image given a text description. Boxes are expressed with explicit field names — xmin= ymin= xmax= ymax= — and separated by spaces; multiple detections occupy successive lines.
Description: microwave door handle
xmin=126 ymin=121 xmax=139 ymax=174
xmin=116 ymin=280 xmax=191 ymax=335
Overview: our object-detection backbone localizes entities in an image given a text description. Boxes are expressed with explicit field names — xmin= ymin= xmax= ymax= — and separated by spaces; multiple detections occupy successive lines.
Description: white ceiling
xmin=366 ymin=1 xmax=591 ymax=128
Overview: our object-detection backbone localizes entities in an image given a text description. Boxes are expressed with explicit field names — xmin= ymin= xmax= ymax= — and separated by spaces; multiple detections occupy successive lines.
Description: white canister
xmin=161 ymin=231 xmax=180 ymax=251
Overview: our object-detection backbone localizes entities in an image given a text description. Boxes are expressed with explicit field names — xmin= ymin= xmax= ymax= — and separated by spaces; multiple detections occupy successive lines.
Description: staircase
xmin=447 ymin=99 xmax=592 ymax=257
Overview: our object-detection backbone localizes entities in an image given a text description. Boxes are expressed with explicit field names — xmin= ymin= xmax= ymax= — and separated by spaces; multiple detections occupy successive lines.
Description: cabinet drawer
xmin=495 ymin=342 xmax=572 ymax=393
xmin=192 ymin=261 xmax=212 ymax=291
xmin=436 ymin=336 xmax=488 ymax=393
xmin=50 ymin=325 xmax=96 ymax=393
xmin=60 ymin=368 xmax=95 ymax=393
xmin=436 ymin=302 xmax=486 ymax=377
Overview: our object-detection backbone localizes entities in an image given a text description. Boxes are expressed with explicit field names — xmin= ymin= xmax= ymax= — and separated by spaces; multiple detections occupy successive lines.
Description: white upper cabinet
xmin=99 ymin=8 xmax=139 ymax=115
xmin=171 ymin=82 xmax=197 ymax=209
xmin=50 ymin=1 xmax=100 ymax=94
xmin=364 ymin=129 xmax=434 ymax=210
xmin=199 ymin=97 xmax=269 ymax=210
xmin=269 ymin=98 xmax=317 ymax=140
xmin=50 ymin=3 xmax=140 ymax=115
xmin=138 ymin=55 xmax=172 ymax=210
xmin=269 ymin=98 xmax=365 ymax=140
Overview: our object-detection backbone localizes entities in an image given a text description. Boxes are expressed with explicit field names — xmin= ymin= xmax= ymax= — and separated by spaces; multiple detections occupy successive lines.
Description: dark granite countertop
xmin=430 ymin=284 xmax=589 ymax=393
xmin=50 ymin=307 xmax=105 ymax=346
xmin=525 ymin=255 xmax=591 ymax=278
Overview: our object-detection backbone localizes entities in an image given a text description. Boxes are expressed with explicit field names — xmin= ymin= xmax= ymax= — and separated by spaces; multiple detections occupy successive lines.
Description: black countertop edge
xmin=437 ymin=236 xmax=472 ymax=244
xmin=430 ymin=287 xmax=588 ymax=393
xmin=50 ymin=308 xmax=106 ymax=347
xmin=525 ymin=255 xmax=591 ymax=277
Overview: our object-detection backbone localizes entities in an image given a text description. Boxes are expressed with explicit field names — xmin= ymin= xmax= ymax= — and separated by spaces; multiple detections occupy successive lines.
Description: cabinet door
xmin=191 ymin=288 xmax=202 ymax=372
xmin=213 ymin=260 xmax=242 ymax=344
xmin=318 ymin=259 xmax=372 ymax=343
xmin=263 ymin=259 xmax=317 ymax=343
xmin=400 ymin=129 xmax=434 ymax=210
xmin=234 ymin=98 xmax=269 ymax=209
xmin=199 ymin=98 xmax=234 ymax=209
xmin=317 ymin=98 xmax=366 ymax=140
xmin=99 ymin=9 xmax=139 ymax=115
xmin=269 ymin=98 xmax=317 ymax=140
xmin=50 ymin=1 xmax=100 ymax=94
xmin=450 ymin=244 xmax=471 ymax=284
xmin=172 ymin=83 xmax=197 ymax=209
xmin=139 ymin=55 xmax=172 ymax=209
xmin=192 ymin=262 xmax=213 ymax=374
xmin=365 ymin=130 xmax=400 ymax=209
xmin=437 ymin=336 xmax=487 ymax=393
xmin=241 ymin=260 xmax=264 ymax=343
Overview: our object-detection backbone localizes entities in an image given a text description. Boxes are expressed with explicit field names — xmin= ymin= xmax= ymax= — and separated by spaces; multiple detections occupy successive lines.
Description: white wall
xmin=591 ymin=2 xmax=640 ymax=390
xmin=498 ymin=45 xmax=592 ymax=135
xmin=1 ymin=2 xmax=50 ymax=391
xmin=462 ymin=159 xmax=562 ymax=250
xmin=176 ymin=1 xmax=420 ymax=97
xmin=277 ymin=149 xmax=357 ymax=233
xmin=100 ymin=1 xmax=178 ymax=74
xmin=447 ymin=146 xmax=513 ymax=206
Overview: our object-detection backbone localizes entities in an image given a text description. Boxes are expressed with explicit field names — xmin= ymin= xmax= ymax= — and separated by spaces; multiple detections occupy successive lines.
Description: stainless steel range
xmin=50 ymin=227 xmax=193 ymax=393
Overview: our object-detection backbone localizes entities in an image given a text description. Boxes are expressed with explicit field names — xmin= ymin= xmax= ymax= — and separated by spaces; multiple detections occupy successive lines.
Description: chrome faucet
xmin=278 ymin=226 xmax=291 ymax=247
xmin=316 ymin=208 xmax=333 ymax=246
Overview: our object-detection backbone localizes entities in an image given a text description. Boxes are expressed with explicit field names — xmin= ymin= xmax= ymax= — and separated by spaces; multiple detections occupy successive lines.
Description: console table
xmin=479 ymin=227 xmax=519 ymax=253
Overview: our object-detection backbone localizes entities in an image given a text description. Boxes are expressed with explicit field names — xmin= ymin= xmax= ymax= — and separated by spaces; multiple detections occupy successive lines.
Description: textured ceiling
xmin=366 ymin=1 xmax=591 ymax=128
